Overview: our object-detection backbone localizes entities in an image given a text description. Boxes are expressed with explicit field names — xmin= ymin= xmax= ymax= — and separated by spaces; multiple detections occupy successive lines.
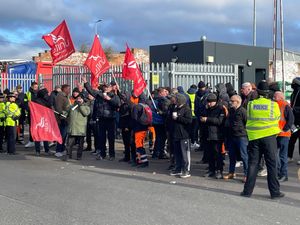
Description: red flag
xmin=122 ymin=45 xmax=146 ymax=96
xmin=84 ymin=35 xmax=110 ymax=88
xmin=29 ymin=102 xmax=62 ymax=144
xmin=42 ymin=20 xmax=75 ymax=64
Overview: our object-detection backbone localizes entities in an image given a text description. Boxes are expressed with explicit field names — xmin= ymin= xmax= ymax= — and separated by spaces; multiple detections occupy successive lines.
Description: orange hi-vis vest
xmin=277 ymin=100 xmax=292 ymax=137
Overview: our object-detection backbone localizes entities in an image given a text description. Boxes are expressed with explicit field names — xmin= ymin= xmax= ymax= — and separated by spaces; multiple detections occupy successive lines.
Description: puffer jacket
xmin=68 ymin=102 xmax=90 ymax=136
xmin=84 ymin=82 xmax=120 ymax=120
xmin=203 ymin=103 xmax=226 ymax=141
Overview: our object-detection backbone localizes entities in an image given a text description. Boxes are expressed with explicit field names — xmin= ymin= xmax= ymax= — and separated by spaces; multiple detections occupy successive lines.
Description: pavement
xmin=0 ymin=138 xmax=300 ymax=225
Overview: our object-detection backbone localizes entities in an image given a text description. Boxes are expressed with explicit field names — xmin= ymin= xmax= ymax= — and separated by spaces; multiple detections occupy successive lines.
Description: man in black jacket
xmin=224 ymin=95 xmax=248 ymax=182
xmin=82 ymin=76 xmax=120 ymax=161
xmin=201 ymin=93 xmax=226 ymax=179
xmin=168 ymin=94 xmax=193 ymax=178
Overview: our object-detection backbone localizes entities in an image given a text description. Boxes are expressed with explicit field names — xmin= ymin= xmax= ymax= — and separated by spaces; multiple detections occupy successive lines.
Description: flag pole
xmin=146 ymin=87 xmax=157 ymax=110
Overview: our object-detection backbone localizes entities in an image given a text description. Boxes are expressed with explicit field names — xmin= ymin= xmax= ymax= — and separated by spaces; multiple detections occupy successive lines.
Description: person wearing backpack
xmin=131 ymin=100 xmax=152 ymax=168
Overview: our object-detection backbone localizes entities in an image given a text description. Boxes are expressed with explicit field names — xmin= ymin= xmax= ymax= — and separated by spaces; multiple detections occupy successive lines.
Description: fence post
xmin=233 ymin=64 xmax=239 ymax=92
xmin=170 ymin=62 xmax=176 ymax=88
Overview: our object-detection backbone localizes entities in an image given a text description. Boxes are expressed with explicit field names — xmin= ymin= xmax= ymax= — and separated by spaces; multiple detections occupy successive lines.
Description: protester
xmin=16 ymin=84 xmax=26 ymax=144
xmin=85 ymin=94 xmax=96 ymax=152
xmin=24 ymin=82 xmax=39 ymax=148
xmin=82 ymin=76 xmax=121 ymax=161
xmin=5 ymin=92 xmax=21 ymax=155
xmin=49 ymin=85 xmax=61 ymax=108
xmin=241 ymin=80 xmax=283 ymax=199
xmin=224 ymin=95 xmax=248 ymax=182
xmin=64 ymin=95 xmax=90 ymax=160
xmin=54 ymin=84 xmax=71 ymax=157
xmin=288 ymin=78 xmax=300 ymax=165
xmin=32 ymin=88 xmax=52 ymax=156
xmin=215 ymin=83 xmax=230 ymax=107
xmin=201 ymin=93 xmax=226 ymax=179
xmin=274 ymin=91 xmax=294 ymax=182
xmin=241 ymin=82 xmax=258 ymax=109
xmin=168 ymin=94 xmax=193 ymax=178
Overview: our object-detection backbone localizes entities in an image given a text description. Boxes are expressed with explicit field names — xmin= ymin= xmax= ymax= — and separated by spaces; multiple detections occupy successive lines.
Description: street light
xmin=94 ymin=19 xmax=102 ymax=35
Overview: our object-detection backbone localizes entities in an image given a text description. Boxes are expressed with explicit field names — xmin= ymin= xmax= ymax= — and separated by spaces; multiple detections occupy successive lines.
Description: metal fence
xmin=0 ymin=73 xmax=37 ymax=93
xmin=48 ymin=63 xmax=238 ymax=93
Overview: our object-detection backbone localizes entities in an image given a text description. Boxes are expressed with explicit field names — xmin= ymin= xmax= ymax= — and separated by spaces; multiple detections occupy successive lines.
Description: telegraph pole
xmin=272 ymin=0 xmax=278 ymax=82
xmin=280 ymin=0 xmax=285 ymax=93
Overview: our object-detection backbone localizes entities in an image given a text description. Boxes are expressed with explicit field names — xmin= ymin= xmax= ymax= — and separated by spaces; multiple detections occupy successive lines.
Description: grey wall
xmin=203 ymin=41 xmax=269 ymax=84
xmin=150 ymin=41 xmax=204 ymax=64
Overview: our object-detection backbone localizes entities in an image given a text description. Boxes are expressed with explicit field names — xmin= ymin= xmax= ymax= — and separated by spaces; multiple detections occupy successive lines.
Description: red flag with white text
xmin=122 ymin=45 xmax=146 ymax=96
xmin=84 ymin=35 xmax=110 ymax=88
xmin=42 ymin=20 xmax=75 ymax=64
xmin=29 ymin=102 xmax=62 ymax=144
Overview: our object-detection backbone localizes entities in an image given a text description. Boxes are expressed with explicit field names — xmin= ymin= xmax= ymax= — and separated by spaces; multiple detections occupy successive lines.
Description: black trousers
xmin=121 ymin=128 xmax=136 ymax=161
xmin=173 ymin=139 xmax=191 ymax=173
xmin=243 ymin=135 xmax=280 ymax=196
xmin=288 ymin=129 xmax=300 ymax=158
xmin=207 ymin=140 xmax=224 ymax=172
xmin=67 ymin=136 xmax=84 ymax=158
xmin=0 ymin=125 xmax=4 ymax=151
xmin=189 ymin=117 xmax=199 ymax=144
xmin=153 ymin=124 xmax=167 ymax=157
xmin=86 ymin=122 xmax=96 ymax=150
xmin=97 ymin=119 xmax=116 ymax=158
xmin=6 ymin=126 xmax=16 ymax=154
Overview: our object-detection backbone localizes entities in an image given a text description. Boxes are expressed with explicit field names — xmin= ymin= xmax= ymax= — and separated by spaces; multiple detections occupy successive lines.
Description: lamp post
xmin=94 ymin=19 xmax=102 ymax=36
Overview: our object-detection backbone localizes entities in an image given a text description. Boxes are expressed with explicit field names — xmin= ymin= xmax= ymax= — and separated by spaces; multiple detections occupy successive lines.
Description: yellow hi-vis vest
xmin=0 ymin=102 xmax=6 ymax=126
xmin=5 ymin=102 xmax=21 ymax=126
xmin=246 ymin=97 xmax=281 ymax=141
xmin=187 ymin=93 xmax=195 ymax=117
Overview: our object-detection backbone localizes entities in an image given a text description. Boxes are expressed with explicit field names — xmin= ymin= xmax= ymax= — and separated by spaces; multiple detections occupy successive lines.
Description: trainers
xmin=288 ymin=157 xmax=294 ymax=163
xmin=297 ymin=160 xmax=300 ymax=165
xmin=25 ymin=141 xmax=35 ymax=148
xmin=257 ymin=169 xmax=268 ymax=177
xmin=35 ymin=152 xmax=40 ymax=157
xmin=170 ymin=171 xmax=182 ymax=176
xmin=215 ymin=170 xmax=223 ymax=179
xmin=235 ymin=161 xmax=243 ymax=168
xmin=203 ymin=171 xmax=215 ymax=178
xmin=109 ymin=157 xmax=115 ymax=161
xmin=96 ymin=154 xmax=103 ymax=160
xmin=180 ymin=171 xmax=191 ymax=178
xmin=54 ymin=152 xmax=63 ymax=157
xmin=271 ymin=192 xmax=285 ymax=199
xmin=223 ymin=173 xmax=236 ymax=180
xmin=240 ymin=191 xmax=251 ymax=198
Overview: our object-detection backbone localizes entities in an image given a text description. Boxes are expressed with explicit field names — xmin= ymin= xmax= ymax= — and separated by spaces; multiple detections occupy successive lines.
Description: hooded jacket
xmin=215 ymin=83 xmax=230 ymax=108
xmin=194 ymin=89 xmax=209 ymax=118
xmin=177 ymin=86 xmax=191 ymax=106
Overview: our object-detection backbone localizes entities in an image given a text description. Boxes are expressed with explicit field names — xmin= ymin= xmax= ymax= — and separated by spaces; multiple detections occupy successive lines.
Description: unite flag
xmin=29 ymin=102 xmax=62 ymax=144
xmin=84 ymin=35 xmax=110 ymax=88
xmin=122 ymin=45 xmax=146 ymax=96
xmin=42 ymin=20 xmax=75 ymax=64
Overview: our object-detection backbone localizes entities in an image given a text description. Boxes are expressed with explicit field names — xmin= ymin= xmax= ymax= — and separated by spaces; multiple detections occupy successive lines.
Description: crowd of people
xmin=1 ymin=76 xmax=300 ymax=198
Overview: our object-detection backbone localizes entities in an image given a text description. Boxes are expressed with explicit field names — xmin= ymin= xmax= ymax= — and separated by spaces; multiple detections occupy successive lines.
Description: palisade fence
xmin=0 ymin=63 xmax=239 ymax=94
xmin=0 ymin=73 xmax=36 ymax=93
xmin=48 ymin=63 xmax=239 ymax=93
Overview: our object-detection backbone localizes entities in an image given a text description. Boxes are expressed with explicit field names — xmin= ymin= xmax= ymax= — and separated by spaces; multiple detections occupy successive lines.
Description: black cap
xmin=206 ymin=93 xmax=217 ymax=102
xmin=198 ymin=81 xmax=206 ymax=89
xmin=257 ymin=80 xmax=269 ymax=95
xmin=7 ymin=92 xmax=16 ymax=98
xmin=110 ymin=81 xmax=117 ymax=86
xmin=72 ymin=87 xmax=80 ymax=93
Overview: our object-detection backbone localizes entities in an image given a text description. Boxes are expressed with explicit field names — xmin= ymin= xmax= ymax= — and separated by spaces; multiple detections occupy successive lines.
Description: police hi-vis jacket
xmin=246 ymin=96 xmax=281 ymax=141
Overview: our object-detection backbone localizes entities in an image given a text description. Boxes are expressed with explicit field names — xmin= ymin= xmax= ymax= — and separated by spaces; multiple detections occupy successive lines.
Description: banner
xmin=29 ymin=102 xmax=62 ymax=144
xmin=42 ymin=20 xmax=75 ymax=64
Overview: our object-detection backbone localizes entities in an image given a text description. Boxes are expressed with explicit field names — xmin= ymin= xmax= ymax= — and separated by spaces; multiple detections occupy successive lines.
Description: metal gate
xmin=46 ymin=63 xmax=238 ymax=93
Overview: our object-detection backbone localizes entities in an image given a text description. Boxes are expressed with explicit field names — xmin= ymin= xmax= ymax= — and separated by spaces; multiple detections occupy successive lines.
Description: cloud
xmin=0 ymin=0 xmax=299 ymax=59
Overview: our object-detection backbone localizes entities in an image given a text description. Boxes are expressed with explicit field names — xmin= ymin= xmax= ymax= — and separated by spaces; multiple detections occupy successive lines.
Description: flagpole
xmin=147 ymin=87 xmax=157 ymax=110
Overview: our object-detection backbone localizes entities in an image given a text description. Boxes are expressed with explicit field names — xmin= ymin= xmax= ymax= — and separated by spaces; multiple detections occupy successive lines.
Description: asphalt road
xmin=0 ymin=141 xmax=299 ymax=225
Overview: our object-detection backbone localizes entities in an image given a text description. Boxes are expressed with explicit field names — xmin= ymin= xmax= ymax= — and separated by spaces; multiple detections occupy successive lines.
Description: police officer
xmin=241 ymin=80 xmax=284 ymax=199
xmin=0 ymin=93 xmax=6 ymax=152
xmin=5 ymin=92 xmax=21 ymax=155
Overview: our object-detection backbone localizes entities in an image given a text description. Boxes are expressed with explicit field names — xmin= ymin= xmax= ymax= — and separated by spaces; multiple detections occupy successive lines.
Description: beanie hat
xmin=198 ymin=81 xmax=206 ymax=89
xmin=206 ymin=93 xmax=217 ymax=102
xmin=72 ymin=87 xmax=80 ymax=93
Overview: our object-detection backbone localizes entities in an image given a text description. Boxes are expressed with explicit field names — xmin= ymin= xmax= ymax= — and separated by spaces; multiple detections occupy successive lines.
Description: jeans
xmin=277 ymin=136 xmax=290 ymax=178
xmin=153 ymin=124 xmax=167 ymax=158
xmin=56 ymin=121 xmax=68 ymax=153
xmin=228 ymin=136 xmax=248 ymax=176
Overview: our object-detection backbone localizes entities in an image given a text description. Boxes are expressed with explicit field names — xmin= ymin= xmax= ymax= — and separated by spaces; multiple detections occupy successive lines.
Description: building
xmin=150 ymin=40 xmax=270 ymax=87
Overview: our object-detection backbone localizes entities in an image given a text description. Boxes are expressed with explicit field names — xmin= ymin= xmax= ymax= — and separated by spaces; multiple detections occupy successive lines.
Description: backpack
xmin=137 ymin=103 xmax=152 ymax=125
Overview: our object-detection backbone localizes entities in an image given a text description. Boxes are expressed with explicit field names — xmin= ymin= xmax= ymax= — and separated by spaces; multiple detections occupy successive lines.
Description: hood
xmin=177 ymin=86 xmax=185 ymax=94
xmin=187 ymin=87 xmax=197 ymax=95
xmin=215 ymin=83 xmax=227 ymax=94
xmin=176 ymin=93 xmax=186 ymax=106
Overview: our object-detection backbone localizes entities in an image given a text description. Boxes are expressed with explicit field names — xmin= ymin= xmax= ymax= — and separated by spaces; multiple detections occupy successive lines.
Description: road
xmin=0 ymin=141 xmax=299 ymax=225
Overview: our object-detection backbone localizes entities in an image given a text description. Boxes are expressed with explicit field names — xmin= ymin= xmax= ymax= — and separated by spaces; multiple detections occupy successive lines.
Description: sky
xmin=0 ymin=0 xmax=299 ymax=60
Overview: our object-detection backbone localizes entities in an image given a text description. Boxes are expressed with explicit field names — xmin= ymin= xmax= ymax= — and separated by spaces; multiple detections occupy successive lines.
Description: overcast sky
xmin=0 ymin=0 xmax=299 ymax=60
